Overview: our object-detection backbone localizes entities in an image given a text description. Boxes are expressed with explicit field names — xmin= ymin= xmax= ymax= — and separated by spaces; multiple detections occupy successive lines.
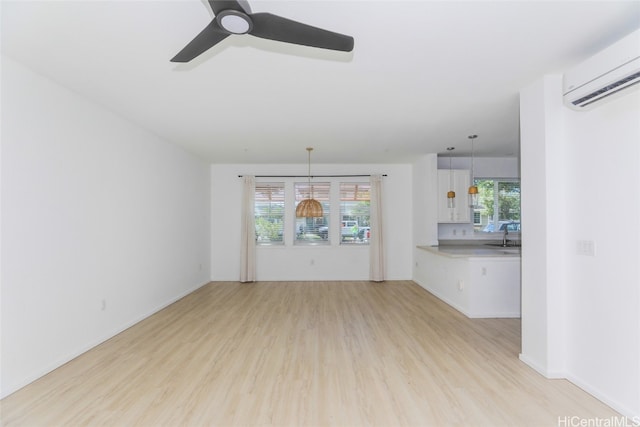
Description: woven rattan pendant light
xmin=295 ymin=147 xmax=323 ymax=218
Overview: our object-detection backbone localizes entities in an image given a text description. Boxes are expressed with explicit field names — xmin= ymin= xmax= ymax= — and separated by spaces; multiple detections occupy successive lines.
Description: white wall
xmin=0 ymin=57 xmax=211 ymax=398
xmin=519 ymin=75 xmax=567 ymax=378
xmin=436 ymin=156 xmax=519 ymax=178
xmin=211 ymin=163 xmax=413 ymax=281
xmin=520 ymin=74 xmax=640 ymax=417
xmin=563 ymin=90 xmax=640 ymax=417
xmin=413 ymin=154 xmax=439 ymax=248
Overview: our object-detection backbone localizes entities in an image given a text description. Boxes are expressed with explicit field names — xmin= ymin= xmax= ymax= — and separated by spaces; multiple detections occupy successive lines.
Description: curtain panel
xmin=240 ymin=175 xmax=256 ymax=282
xmin=369 ymin=174 xmax=385 ymax=282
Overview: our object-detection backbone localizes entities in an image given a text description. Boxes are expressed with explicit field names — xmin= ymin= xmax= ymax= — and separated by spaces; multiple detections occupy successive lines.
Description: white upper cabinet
xmin=437 ymin=169 xmax=471 ymax=223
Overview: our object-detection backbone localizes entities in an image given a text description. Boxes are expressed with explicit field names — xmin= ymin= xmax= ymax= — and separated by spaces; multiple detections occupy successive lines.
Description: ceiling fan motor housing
xmin=217 ymin=10 xmax=253 ymax=34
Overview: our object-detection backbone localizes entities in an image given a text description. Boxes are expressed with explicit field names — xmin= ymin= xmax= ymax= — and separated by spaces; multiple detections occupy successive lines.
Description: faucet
xmin=502 ymin=228 xmax=509 ymax=246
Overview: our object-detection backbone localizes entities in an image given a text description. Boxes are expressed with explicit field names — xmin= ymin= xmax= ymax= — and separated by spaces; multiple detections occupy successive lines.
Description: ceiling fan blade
xmin=249 ymin=13 xmax=354 ymax=52
xmin=171 ymin=20 xmax=230 ymax=62
xmin=208 ymin=0 xmax=251 ymax=15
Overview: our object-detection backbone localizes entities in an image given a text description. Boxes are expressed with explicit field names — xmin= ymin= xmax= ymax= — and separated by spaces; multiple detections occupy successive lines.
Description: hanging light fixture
xmin=295 ymin=147 xmax=324 ymax=218
xmin=468 ymin=134 xmax=479 ymax=208
xmin=446 ymin=147 xmax=456 ymax=209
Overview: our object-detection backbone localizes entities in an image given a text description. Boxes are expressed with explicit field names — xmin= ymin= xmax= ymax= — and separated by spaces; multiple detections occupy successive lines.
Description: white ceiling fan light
xmin=217 ymin=10 xmax=253 ymax=34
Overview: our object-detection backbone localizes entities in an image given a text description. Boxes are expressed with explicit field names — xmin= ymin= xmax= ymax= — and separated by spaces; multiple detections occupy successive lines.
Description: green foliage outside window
xmin=255 ymin=216 xmax=283 ymax=242
xmin=475 ymin=179 xmax=521 ymax=231
xmin=255 ymin=183 xmax=285 ymax=244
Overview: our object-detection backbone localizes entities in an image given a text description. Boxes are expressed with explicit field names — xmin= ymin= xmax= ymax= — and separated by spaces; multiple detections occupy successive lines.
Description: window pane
xmin=474 ymin=179 xmax=521 ymax=232
xmin=295 ymin=182 xmax=330 ymax=244
xmin=255 ymin=183 xmax=284 ymax=245
xmin=498 ymin=181 xmax=521 ymax=222
xmin=473 ymin=211 xmax=481 ymax=225
xmin=340 ymin=183 xmax=370 ymax=245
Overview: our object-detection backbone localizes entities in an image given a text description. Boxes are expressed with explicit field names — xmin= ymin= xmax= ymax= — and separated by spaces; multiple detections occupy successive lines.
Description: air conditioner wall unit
xmin=563 ymin=29 xmax=640 ymax=111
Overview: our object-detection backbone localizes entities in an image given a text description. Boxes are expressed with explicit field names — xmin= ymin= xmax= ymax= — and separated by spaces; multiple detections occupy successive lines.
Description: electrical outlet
xmin=576 ymin=240 xmax=596 ymax=256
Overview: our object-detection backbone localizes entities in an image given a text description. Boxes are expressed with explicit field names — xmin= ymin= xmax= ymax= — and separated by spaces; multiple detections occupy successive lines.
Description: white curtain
xmin=369 ymin=174 xmax=385 ymax=282
xmin=240 ymin=175 xmax=256 ymax=282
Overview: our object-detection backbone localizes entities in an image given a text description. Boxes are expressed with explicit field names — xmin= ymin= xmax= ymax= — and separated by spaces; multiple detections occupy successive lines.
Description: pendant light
xmin=295 ymin=147 xmax=324 ymax=218
xmin=446 ymin=147 xmax=456 ymax=209
xmin=468 ymin=134 xmax=479 ymax=208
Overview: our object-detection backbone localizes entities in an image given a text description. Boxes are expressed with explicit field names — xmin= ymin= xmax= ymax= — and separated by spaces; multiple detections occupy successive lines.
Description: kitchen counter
xmin=417 ymin=244 xmax=521 ymax=258
xmin=414 ymin=244 xmax=521 ymax=318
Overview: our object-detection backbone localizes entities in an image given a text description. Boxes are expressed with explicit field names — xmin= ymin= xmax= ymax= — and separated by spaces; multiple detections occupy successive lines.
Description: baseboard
xmin=518 ymin=357 xmax=639 ymax=418
xmin=518 ymin=353 xmax=546 ymax=376
xmin=412 ymin=280 xmax=471 ymax=317
xmin=518 ymin=353 xmax=564 ymax=379
xmin=413 ymin=279 xmax=520 ymax=319
xmin=468 ymin=312 xmax=521 ymax=319
xmin=565 ymin=373 xmax=640 ymax=420
xmin=0 ymin=280 xmax=210 ymax=400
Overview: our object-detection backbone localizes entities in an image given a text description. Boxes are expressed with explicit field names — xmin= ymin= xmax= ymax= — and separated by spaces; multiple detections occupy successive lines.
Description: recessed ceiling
xmin=2 ymin=1 xmax=639 ymax=164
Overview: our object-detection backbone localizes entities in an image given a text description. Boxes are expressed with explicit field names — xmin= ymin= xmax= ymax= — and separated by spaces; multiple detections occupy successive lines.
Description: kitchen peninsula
xmin=414 ymin=243 xmax=521 ymax=318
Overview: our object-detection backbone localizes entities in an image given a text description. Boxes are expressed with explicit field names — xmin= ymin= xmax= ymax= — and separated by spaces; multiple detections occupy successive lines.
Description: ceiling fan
xmin=171 ymin=0 xmax=354 ymax=62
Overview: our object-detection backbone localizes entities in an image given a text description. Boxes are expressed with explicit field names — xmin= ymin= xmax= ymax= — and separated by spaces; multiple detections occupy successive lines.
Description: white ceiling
xmin=2 ymin=0 xmax=639 ymax=164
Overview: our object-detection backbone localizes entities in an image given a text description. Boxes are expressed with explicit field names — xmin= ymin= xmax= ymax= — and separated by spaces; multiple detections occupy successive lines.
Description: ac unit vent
xmin=569 ymin=70 xmax=640 ymax=109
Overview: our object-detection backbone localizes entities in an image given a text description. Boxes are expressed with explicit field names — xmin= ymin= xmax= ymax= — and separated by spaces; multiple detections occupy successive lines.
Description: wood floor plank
xmin=1 ymin=281 xmax=620 ymax=426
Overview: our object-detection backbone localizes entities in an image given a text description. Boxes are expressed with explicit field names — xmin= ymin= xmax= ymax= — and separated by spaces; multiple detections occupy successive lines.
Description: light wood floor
xmin=1 ymin=281 xmax=619 ymax=426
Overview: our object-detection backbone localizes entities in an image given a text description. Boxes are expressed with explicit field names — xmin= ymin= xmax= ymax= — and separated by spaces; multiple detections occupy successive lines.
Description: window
xmin=473 ymin=211 xmax=481 ymax=225
xmin=254 ymin=179 xmax=375 ymax=246
xmin=294 ymin=182 xmax=330 ymax=244
xmin=339 ymin=183 xmax=370 ymax=245
xmin=255 ymin=183 xmax=284 ymax=245
xmin=473 ymin=179 xmax=521 ymax=233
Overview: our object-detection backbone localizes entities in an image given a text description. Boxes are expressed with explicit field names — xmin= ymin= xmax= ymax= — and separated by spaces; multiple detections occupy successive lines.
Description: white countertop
xmin=417 ymin=244 xmax=521 ymax=259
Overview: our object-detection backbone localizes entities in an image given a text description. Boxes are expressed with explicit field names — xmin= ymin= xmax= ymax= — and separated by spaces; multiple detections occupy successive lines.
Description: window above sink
xmin=472 ymin=178 xmax=521 ymax=235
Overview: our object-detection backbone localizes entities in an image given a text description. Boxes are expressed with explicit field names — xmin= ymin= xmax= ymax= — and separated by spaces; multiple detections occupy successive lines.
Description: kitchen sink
xmin=498 ymin=248 xmax=521 ymax=254
xmin=485 ymin=242 xmax=521 ymax=248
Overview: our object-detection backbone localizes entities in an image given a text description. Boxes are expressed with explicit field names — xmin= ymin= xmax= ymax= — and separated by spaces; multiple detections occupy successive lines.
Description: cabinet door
xmin=437 ymin=170 xmax=455 ymax=222
xmin=453 ymin=169 xmax=471 ymax=222
xmin=437 ymin=170 xmax=471 ymax=223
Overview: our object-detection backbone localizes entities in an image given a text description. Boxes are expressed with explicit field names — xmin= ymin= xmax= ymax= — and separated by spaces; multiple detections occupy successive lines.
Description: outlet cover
xmin=576 ymin=240 xmax=596 ymax=256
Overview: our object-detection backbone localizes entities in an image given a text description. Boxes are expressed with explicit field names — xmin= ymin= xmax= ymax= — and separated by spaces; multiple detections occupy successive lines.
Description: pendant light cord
xmin=450 ymin=154 xmax=453 ymax=187
xmin=307 ymin=147 xmax=313 ymax=199
xmin=468 ymin=134 xmax=477 ymax=183
xmin=470 ymin=136 xmax=475 ymax=179
xmin=447 ymin=147 xmax=455 ymax=188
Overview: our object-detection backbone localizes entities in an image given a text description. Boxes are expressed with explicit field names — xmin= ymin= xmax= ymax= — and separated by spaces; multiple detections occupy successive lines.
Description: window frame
xmin=252 ymin=177 xmax=376 ymax=248
xmin=473 ymin=178 xmax=521 ymax=234
xmin=339 ymin=182 xmax=371 ymax=246
xmin=294 ymin=181 xmax=331 ymax=246
xmin=254 ymin=182 xmax=285 ymax=246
